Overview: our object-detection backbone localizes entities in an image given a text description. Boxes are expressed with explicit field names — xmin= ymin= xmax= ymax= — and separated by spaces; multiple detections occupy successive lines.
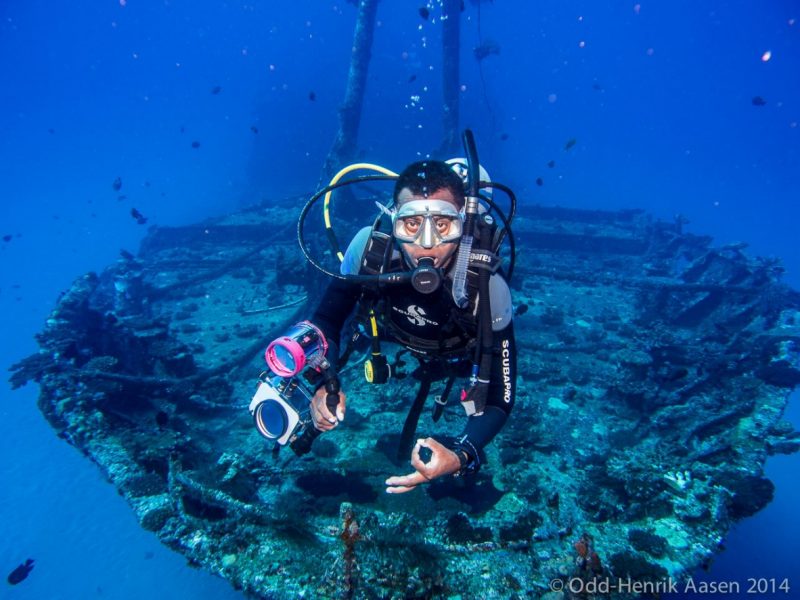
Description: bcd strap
xmin=432 ymin=374 xmax=457 ymax=422
xmin=360 ymin=231 xmax=394 ymax=275
xmin=336 ymin=325 xmax=363 ymax=369
xmin=396 ymin=363 xmax=434 ymax=464
xmin=469 ymin=249 xmax=501 ymax=274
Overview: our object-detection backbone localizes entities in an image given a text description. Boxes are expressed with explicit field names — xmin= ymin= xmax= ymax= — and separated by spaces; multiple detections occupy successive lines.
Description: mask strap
xmin=375 ymin=201 xmax=395 ymax=219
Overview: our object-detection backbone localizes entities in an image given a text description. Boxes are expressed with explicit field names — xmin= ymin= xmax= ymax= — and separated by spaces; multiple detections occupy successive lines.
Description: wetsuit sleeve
xmin=309 ymin=229 xmax=370 ymax=367
xmin=459 ymin=319 xmax=516 ymax=451
xmin=311 ymin=278 xmax=361 ymax=369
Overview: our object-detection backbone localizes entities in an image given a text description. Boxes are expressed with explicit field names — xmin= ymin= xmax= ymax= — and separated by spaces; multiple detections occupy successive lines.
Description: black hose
xmin=485 ymin=180 xmax=517 ymax=226
xmin=297 ymin=174 xmax=397 ymax=281
xmin=462 ymin=129 xmax=480 ymax=199
xmin=474 ymin=186 xmax=516 ymax=283
xmin=297 ymin=165 xmax=517 ymax=285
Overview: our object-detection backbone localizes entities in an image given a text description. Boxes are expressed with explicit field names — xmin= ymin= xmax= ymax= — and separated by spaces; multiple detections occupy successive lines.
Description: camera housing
xmin=249 ymin=375 xmax=313 ymax=446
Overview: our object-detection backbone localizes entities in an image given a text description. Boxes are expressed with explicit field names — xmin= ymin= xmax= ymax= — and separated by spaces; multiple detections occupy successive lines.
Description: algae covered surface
xmin=10 ymin=199 xmax=800 ymax=599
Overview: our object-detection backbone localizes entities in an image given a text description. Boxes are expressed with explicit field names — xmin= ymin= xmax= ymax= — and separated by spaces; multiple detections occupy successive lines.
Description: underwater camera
xmin=264 ymin=320 xmax=328 ymax=377
xmin=249 ymin=321 xmax=338 ymax=454
xmin=249 ymin=372 xmax=315 ymax=446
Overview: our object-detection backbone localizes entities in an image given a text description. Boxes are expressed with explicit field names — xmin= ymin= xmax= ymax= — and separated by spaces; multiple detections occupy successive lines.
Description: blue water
xmin=1 ymin=1 xmax=797 ymax=598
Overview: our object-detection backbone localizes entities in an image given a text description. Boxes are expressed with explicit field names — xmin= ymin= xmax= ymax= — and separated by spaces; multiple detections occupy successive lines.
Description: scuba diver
xmin=249 ymin=131 xmax=517 ymax=494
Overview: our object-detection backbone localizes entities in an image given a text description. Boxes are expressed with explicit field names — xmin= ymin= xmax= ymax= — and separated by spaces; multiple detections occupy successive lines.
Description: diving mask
xmin=391 ymin=199 xmax=464 ymax=249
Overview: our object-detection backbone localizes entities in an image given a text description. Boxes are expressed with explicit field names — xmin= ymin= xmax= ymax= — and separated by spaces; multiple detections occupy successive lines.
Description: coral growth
xmin=9 ymin=201 xmax=800 ymax=599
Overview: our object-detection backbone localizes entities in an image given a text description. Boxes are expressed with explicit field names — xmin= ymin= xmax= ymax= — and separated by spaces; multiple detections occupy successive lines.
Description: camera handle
xmin=290 ymin=370 xmax=341 ymax=456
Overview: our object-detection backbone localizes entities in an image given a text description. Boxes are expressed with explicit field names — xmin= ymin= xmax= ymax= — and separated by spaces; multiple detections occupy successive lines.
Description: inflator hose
xmin=451 ymin=129 xmax=481 ymax=308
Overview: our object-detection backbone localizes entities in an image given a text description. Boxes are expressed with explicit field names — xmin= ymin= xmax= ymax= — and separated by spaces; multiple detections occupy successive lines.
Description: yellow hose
xmin=369 ymin=311 xmax=379 ymax=337
xmin=323 ymin=163 xmax=398 ymax=261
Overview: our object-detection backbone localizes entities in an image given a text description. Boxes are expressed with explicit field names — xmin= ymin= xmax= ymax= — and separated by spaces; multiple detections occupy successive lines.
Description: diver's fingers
xmin=317 ymin=389 xmax=338 ymax=423
xmin=411 ymin=438 xmax=440 ymax=479
xmin=417 ymin=437 xmax=434 ymax=449
xmin=311 ymin=396 xmax=337 ymax=431
xmin=422 ymin=437 xmax=447 ymax=453
xmin=385 ymin=483 xmax=418 ymax=494
xmin=385 ymin=471 xmax=427 ymax=491
xmin=335 ymin=391 xmax=347 ymax=422
xmin=311 ymin=411 xmax=334 ymax=431
xmin=410 ymin=443 xmax=432 ymax=476
xmin=410 ymin=439 xmax=422 ymax=463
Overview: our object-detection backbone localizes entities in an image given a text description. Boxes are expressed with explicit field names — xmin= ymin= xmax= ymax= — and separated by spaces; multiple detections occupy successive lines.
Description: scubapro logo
xmin=501 ymin=338 xmax=512 ymax=403
xmin=393 ymin=304 xmax=439 ymax=327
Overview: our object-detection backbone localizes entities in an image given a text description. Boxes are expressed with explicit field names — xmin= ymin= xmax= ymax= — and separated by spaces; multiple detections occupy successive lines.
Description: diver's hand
xmin=385 ymin=437 xmax=461 ymax=494
xmin=310 ymin=386 xmax=346 ymax=432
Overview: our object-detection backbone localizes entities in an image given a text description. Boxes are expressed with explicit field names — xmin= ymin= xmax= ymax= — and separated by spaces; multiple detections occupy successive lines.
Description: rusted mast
xmin=438 ymin=0 xmax=461 ymax=156
xmin=322 ymin=0 xmax=381 ymax=179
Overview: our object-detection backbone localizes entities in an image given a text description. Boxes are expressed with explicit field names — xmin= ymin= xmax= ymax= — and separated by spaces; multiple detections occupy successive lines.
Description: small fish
xmin=564 ymin=138 xmax=577 ymax=150
xmin=500 ymin=133 xmax=509 ymax=141
xmin=408 ymin=74 xmax=417 ymax=83
xmin=211 ymin=85 xmax=222 ymax=95
xmin=514 ymin=303 xmax=529 ymax=317
xmin=2 ymin=234 xmax=12 ymax=242
xmin=144 ymin=551 xmax=155 ymax=560
xmin=536 ymin=177 xmax=544 ymax=186
xmin=547 ymin=160 xmax=555 ymax=168
xmin=130 ymin=208 xmax=148 ymax=225
xmin=119 ymin=248 xmax=135 ymax=261
xmin=191 ymin=141 xmax=201 ymax=148
xmin=419 ymin=7 xmax=430 ymax=20
xmin=591 ymin=82 xmax=603 ymax=91
xmin=117 ymin=195 xmax=127 ymax=202
xmin=48 ymin=128 xmax=55 ymax=134
xmin=179 ymin=125 xmax=186 ymax=133
xmin=308 ymin=91 xmax=316 ymax=101
xmin=474 ymin=40 xmax=500 ymax=61
xmin=7 ymin=559 xmax=34 ymax=585
xmin=112 ymin=176 xmax=122 ymax=192
xmin=144 ymin=181 xmax=151 ymax=187
xmin=751 ymin=96 xmax=766 ymax=106
xmin=250 ymin=125 xmax=259 ymax=134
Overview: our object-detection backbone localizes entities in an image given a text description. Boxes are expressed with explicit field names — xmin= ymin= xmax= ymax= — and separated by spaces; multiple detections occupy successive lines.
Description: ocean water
xmin=1 ymin=1 xmax=797 ymax=598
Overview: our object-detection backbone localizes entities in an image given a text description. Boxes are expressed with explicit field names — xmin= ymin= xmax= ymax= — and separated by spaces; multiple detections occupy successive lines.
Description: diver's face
xmin=395 ymin=187 xmax=462 ymax=269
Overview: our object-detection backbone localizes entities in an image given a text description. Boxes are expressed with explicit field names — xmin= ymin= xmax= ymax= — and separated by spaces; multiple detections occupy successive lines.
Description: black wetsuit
xmin=312 ymin=267 xmax=517 ymax=459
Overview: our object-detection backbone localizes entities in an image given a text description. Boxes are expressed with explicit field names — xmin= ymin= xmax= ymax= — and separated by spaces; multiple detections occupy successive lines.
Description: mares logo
xmin=470 ymin=251 xmax=492 ymax=264
xmin=393 ymin=304 xmax=439 ymax=327
xmin=501 ymin=338 xmax=512 ymax=403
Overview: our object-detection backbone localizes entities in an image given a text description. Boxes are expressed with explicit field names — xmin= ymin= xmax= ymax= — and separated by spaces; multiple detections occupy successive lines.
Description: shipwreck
xmin=9 ymin=194 xmax=800 ymax=598
xmin=9 ymin=2 xmax=800 ymax=597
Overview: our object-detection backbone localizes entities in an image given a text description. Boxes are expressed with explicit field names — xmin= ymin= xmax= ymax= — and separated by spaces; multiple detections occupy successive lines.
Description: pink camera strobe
xmin=264 ymin=321 xmax=328 ymax=377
